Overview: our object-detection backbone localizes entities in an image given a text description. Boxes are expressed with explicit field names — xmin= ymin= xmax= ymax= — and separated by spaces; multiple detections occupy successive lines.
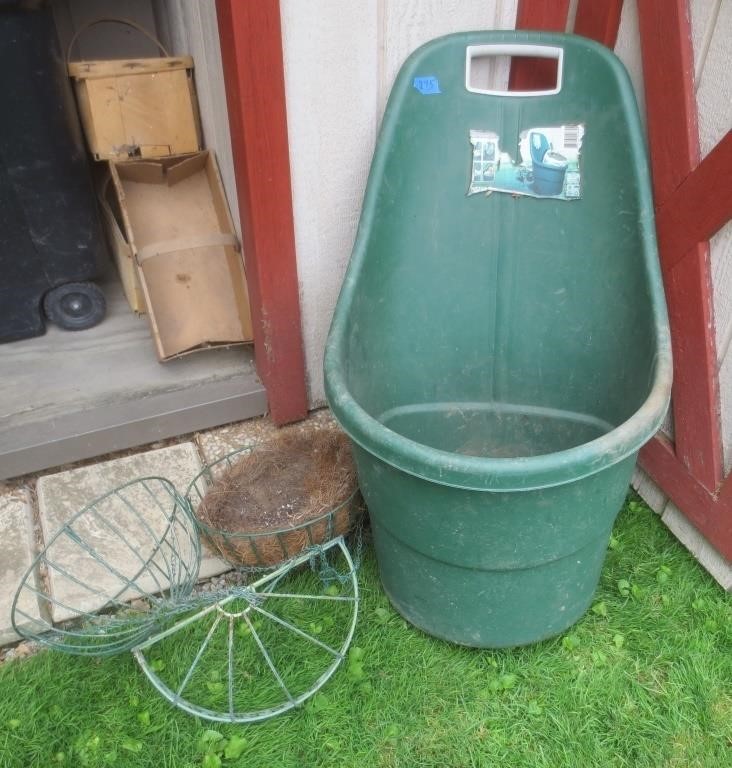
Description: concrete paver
xmin=36 ymin=443 xmax=229 ymax=623
xmin=0 ymin=489 xmax=43 ymax=645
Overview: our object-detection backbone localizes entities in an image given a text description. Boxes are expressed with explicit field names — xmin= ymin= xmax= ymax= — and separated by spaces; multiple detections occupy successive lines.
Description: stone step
xmin=0 ymin=489 xmax=43 ymax=645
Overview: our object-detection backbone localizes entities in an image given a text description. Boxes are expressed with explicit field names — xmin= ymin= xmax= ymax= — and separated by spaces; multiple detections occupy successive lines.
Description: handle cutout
xmin=465 ymin=44 xmax=563 ymax=96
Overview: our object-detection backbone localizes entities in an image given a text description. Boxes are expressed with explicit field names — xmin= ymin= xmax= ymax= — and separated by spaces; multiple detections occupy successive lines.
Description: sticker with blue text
xmin=413 ymin=76 xmax=440 ymax=94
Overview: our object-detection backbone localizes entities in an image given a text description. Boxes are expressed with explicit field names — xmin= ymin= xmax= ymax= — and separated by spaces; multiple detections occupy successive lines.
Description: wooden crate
xmin=106 ymin=151 xmax=254 ymax=361
xmin=67 ymin=19 xmax=201 ymax=161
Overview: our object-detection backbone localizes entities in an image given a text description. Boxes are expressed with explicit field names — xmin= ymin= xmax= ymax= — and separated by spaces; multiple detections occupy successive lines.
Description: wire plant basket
xmin=12 ymin=477 xmax=200 ymax=656
xmin=10 ymin=444 xmax=363 ymax=722
xmin=186 ymin=446 xmax=364 ymax=570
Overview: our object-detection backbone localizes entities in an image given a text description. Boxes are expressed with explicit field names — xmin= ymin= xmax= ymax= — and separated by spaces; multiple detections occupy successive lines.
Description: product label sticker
xmin=467 ymin=124 xmax=585 ymax=200
xmin=413 ymin=76 xmax=441 ymax=94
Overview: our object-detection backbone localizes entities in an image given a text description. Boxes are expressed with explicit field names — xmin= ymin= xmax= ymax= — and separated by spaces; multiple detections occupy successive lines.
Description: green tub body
xmin=324 ymin=32 xmax=672 ymax=647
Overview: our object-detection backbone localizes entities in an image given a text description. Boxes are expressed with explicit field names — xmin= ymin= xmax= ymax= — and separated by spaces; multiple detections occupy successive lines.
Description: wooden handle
xmin=67 ymin=17 xmax=170 ymax=63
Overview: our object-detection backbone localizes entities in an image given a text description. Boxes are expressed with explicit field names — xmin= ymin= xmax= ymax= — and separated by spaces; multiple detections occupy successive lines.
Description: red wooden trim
xmin=641 ymin=438 xmax=732 ymax=561
xmin=637 ymin=0 xmax=700 ymax=206
xmin=637 ymin=0 xmax=723 ymax=490
xmin=573 ymin=0 xmax=624 ymax=48
xmin=656 ymin=131 xmax=732 ymax=271
xmin=216 ymin=0 xmax=308 ymax=425
xmin=509 ymin=0 xmax=570 ymax=91
xmin=665 ymin=247 xmax=723 ymax=489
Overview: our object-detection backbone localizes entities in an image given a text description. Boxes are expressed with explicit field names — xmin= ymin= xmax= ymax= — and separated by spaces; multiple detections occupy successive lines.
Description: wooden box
xmin=104 ymin=151 xmax=253 ymax=360
xmin=68 ymin=55 xmax=202 ymax=161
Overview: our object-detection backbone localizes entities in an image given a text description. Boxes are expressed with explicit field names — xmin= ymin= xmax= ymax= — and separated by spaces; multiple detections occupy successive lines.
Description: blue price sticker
xmin=413 ymin=76 xmax=441 ymax=95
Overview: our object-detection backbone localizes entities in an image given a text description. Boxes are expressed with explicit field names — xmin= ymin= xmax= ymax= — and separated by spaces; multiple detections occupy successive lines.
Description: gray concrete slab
xmin=36 ymin=443 xmax=229 ymax=623
xmin=0 ymin=489 xmax=43 ymax=645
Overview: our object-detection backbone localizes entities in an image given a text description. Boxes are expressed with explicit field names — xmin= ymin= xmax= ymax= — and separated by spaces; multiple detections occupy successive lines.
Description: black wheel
xmin=43 ymin=282 xmax=106 ymax=331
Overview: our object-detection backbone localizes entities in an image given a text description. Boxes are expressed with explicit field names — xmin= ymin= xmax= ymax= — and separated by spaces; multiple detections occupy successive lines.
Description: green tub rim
xmin=324 ymin=30 xmax=672 ymax=493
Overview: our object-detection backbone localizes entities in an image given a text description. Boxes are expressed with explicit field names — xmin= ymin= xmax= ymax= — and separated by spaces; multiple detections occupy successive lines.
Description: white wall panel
xmin=282 ymin=0 xmax=517 ymax=404
xmin=281 ymin=1 xmax=381 ymax=403
xmin=694 ymin=0 xmax=731 ymax=158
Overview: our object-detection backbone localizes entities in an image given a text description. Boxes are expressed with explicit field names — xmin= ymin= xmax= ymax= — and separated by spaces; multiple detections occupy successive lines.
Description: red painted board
xmin=656 ymin=131 xmax=732 ymax=272
xmin=216 ymin=0 xmax=308 ymax=425
xmin=641 ymin=437 xmax=732 ymax=562
xmin=637 ymin=0 xmax=722 ymax=490
xmin=509 ymin=0 xmax=570 ymax=91
xmin=665 ymin=248 xmax=723 ymax=490
xmin=574 ymin=0 xmax=624 ymax=48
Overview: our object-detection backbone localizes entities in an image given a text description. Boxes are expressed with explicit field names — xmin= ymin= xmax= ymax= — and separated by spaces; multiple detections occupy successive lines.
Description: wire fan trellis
xmin=12 ymin=477 xmax=199 ymax=656
xmin=11 ymin=466 xmax=361 ymax=723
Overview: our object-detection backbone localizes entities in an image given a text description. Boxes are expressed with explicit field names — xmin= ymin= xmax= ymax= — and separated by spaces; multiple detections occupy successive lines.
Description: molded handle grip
xmin=465 ymin=43 xmax=564 ymax=96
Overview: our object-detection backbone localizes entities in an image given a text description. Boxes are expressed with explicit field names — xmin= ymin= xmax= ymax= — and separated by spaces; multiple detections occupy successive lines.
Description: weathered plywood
xmin=662 ymin=502 xmax=732 ymax=589
xmin=632 ymin=466 xmax=669 ymax=515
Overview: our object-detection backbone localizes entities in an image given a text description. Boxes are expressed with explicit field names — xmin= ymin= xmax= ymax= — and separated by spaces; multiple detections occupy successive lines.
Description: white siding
xmin=54 ymin=0 xmax=160 ymax=60
xmin=281 ymin=0 xmax=517 ymax=404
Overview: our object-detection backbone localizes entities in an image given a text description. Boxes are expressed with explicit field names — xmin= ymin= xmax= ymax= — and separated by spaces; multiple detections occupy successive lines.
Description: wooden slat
xmin=637 ymin=0 xmax=723 ymax=490
xmin=573 ymin=0 xmax=624 ymax=48
xmin=509 ymin=0 xmax=570 ymax=91
xmin=216 ymin=0 xmax=308 ymax=425
xmin=637 ymin=0 xmax=701 ymax=206
xmin=67 ymin=56 xmax=193 ymax=78
xmin=656 ymin=131 xmax=732 ymax=271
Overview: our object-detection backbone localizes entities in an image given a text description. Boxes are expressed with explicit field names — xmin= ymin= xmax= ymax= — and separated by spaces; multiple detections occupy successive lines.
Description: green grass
xmin=1 ymin=493 xmax=730 ymax=768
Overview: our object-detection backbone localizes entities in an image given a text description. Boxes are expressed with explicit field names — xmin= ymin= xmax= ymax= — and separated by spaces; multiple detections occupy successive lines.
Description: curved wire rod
xmin=247 ymin=603 xmax=342 ymax=659
xmin=176 ymin=613 xmax=223 ymax=699
xmin=243 ymin=612 xmax=295 ymax=705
